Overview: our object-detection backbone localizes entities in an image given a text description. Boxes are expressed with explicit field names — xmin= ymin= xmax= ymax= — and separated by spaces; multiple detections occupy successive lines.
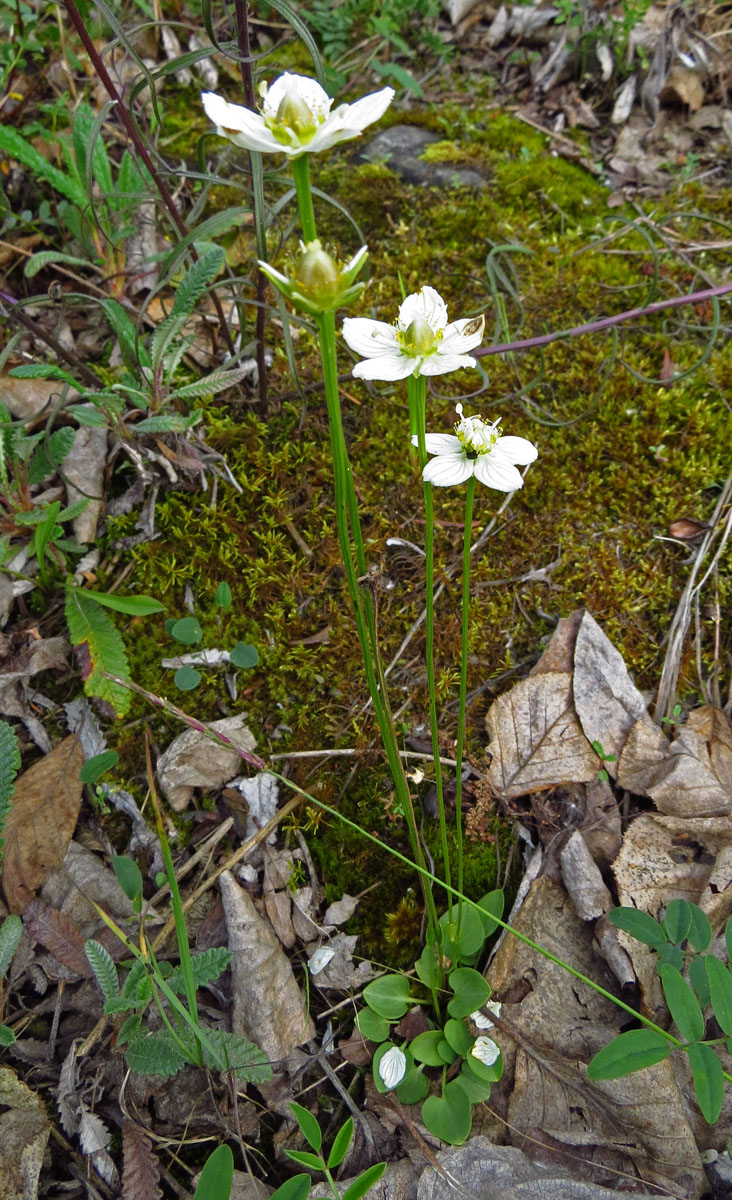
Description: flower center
xmin=295 ymin=240 xmax=340 ymax=300
xmin=455 ymin=406 xmax=501 ymax=458
xmin=267 ymin=90 xmax=319 ymax=145
xmin=399 ymin=317 xmax=439 ymax=358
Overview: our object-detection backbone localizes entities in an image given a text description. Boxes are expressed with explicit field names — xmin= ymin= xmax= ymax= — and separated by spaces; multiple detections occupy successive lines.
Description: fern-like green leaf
xmin=0 ymin=915 xmax=22 ymax=977
xmin=125 ymin=1029 xmax=190 ymax=1076
xmin=85 ymin=939 xmax=120 ymax=1003
xmin=0 ymin=125 xmax=88 ymax=208
xmin=200 ymin=1030 xmax=272 ymax=1082
xmin=99 ymin=298 xmax=151 ymax=373
xmin=171 ymin=248 xmax=225 ymax=319
xmin=64 ymin=586 xmax=132 ymax=715
xmin=169 ymin=367 xmax=253 ymax=401
xmin=0 ymin=721 xmax=20 ymax=866
xmin=27 ymin=427 xmax=76 ymax=486
xmin=167 ymin=948 xmax=233 ymax=995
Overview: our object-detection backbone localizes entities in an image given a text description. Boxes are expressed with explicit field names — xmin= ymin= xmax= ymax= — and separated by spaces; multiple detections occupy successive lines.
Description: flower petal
xmin=474 ymin=453 xmax=524 ymax=491
xmin=398 ymin=286 xmax=447 ymax=333
xmin=257 ymin=260 xmax=289 ymax=289
xmin=308 ymin=946 xmax=335 ymax=975
xmin=440 ymin=316 xmax=485 ymax=355
xmin=333 ymin=88 xmax=395 ymax=135
xmin=423 ymin=433 xmax=461 ymax=455
xmin=423 ymin=452 xmax=474 ymax=487
xmin=263 ymin=73 xmax=332 ymax=122
xmin=201 ymin=91 xmax=282 ymax=153
xmin=419 ymin=352 xmax=477 ymax=376
xmin=342 ymin=317 xmax=398 ymax=358
xmin=471 ymin=1035 xmax=501 ymax=1066
xmin=378 ymin=1046 xmax=407 ymax=1089
xmin=493 ymin=435 xmax=538 ymax=465
xmin=353 ymin=355 xmax=414 ymax=382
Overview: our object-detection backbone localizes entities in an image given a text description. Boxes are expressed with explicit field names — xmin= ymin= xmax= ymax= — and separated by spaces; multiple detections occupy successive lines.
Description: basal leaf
xmin=125 ymin=1029 xmax=189 ymax=1076
xmin=64 ymin=586 xmax=132 ymax=714
xmin=85 ymin=939 xmax=119 ymax=1003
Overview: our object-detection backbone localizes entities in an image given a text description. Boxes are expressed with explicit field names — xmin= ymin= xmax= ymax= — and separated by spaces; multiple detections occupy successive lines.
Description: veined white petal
xmin=257 ymin=260 xmax=290 ymax=288
xmin=353 ymin=355 xmax=414 ymax=382
xmin=493 ymin=435 xmax=538 ymax=465
xmin=423 ymin=452 xmax=473 ymax=487
xmin=334 ymin=88 xmax=395 ymax=134
xmin=423 ymin=433 xmax=461 ymax=455
xmin=201 ymin=92 xmax=282 ymax=153
xmin=342 ymin=317 xmax=398 ymax=358
xmin=378 ymin=1046 xmax=407 ymax=1089
xmin=308 ymin=946 xmax=336 ymax=976
xmin=474 ymin=454 xmax=524 ymax=491
xmin=398 ymin=286 xmax=448 ymax=333
xmin=419 ymin=352 xmax=477 ymax=376
xmin=440 ymin=317 xmax=485 ymax=355
xmin=471 ymin=1000 xmax=502 ymax=1030
xmin=264 ymin=73 xmax=332 ymax=122
xmin=471 ymin=1035 xmax=501 ymax=1066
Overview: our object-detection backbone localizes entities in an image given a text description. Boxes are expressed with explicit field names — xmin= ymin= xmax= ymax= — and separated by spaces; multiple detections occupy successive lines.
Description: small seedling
xmin=592 ymin=740 xmax=617 ymax=782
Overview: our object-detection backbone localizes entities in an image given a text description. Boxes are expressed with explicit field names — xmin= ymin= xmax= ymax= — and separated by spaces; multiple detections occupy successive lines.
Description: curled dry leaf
xmin=63 ymin=425 xmax=107 ymax=545
xmin=23 ymin=898 xmax=91 ymax=978
xmin=486 ymin=671 xmax=599 ymax=799
xmin=572 ymin=610 xmax=646 ymax=778
xmin=559 ymin=831 xmax=613 ymax=921
xmin=1 ymin=735 xmax=83 ymax=914
xmin=0 ymin=1065 xmax=51 ymax=1200
xmin=219 ymin=870 xmax=314 ymax=1063
xmin=618 ymin=707 xmax=732 ymax=816
xmin=156 ymin=716 xmax=257 ymax=811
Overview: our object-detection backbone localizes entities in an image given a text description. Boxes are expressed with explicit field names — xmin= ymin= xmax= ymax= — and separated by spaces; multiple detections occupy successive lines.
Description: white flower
xmin=308 ymin=947 xmax=336 ymax=976
xmin=470 ymin=1001 xmax=502 ymax=1030
xmin=378 ymin=1045 xmax=407 ymax=1089
xmin=342 ymin=286 xmax=484 ymax=381
xmin=471 ymin=1036 xmax=501 ymax=1067
xmin=201 ymin=75 xmax=394 ymax=158
xmin=416 ymin=404 xmax=537 ymax=490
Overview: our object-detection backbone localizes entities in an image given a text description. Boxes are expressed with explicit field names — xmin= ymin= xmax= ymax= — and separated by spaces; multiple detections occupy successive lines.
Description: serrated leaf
xmin=607 ymin=907 xmax=667 ymax=949
xmin=0 ymin=720 xmax=21 ymax=863
xmin=125 ymin=1029 xmax=189 ymax=1076
xmin=342 ymin=1163 xmax=387 ymax=1200
xmin=170 ymin=367 xmax=252 ymax=401
xmin=65 ymin=586 xmax=132 ymax=715
xmin=85 ymin=939 xmax=119 ymax=1003
xmin=706 ymin=956 xmax=732 ymax=1035
xmin=586 ymin=1028 xmax=671 ymax=1080
xmin=27 ymin=427 xmax=76 ymax=485
xmin=122 ymin=1117 xmax=162 ymax=1200
xmin=0 ymin=914 xmax=22 ymax=977
xmin=134 ymin=411 xmax=202 ymax=433
xmin=10 ymin=362 xmax=80 ymax=387
xmin=0 ymin=124 xmax=87 ymax=207
xmin=688 ymin=1041 xmax=724 ymax=1124
xmin=167 ymin=947 xmax=233 ymax=993
xmin=199 ymin=1030 xmax=272 ymax=1082
xmin=24 ymin=250 xmax=96 ymax=278
xmin=290 ymin=1102 xmax=322 ymax=1152
xmin=327 ymin=1117 xmax=353 ymax=1169
xmin=34 ymin=500 xmax=61 ymax=571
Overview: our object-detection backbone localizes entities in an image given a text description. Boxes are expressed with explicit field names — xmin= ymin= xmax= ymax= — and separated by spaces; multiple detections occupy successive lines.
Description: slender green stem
xmin=291 ymin=156 xmax=317 ymax=244
xmin=322 ymin=1167 xmax=342 ymax=1200
xmin=411 ymin=375 xmax=451 ymax=912
xmin=315 ymin=312 xmax=439 ymax=949
xmin=454 ymin=475 xmax=475 ymax=928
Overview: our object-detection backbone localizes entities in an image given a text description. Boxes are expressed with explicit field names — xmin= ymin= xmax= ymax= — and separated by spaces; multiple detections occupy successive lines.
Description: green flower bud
xmin=275 ymin=91 xmax=317 ymax=141
xmin=402 ymin=317 xmax=437 ymax=357
xmin=295 ymin=241 xmax=341 ymax=305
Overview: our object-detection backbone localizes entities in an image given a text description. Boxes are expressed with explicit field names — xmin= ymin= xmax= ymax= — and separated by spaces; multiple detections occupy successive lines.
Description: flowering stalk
xmin=410 ymin=373 xmax=451 ymax=911
xmin=291 ymin=156 xmax=317 ymax=245
xmin=454 ymin=474 xmax=476 ymax=923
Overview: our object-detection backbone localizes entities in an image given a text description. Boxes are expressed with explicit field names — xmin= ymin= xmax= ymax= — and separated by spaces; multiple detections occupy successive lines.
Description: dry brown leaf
xmin=63 ymin=425 xmax=108 ymax=545
xmin=486 ymin=672 xmax=599 ymax=798
xmin=219 ymin=870 xmax=314 ymax=1063
xmin=122 ymin=1120 xmax=162 ymax=1200
xmin=0 ymin=374 xmax=78 ymax=420
xmin=612 ymin=813 xmax=732 ymax=1022
xmin=0 ymin=1066 xmax=51 ymax=1200
xmin=660 ymin=65 xmax=705 ymax=111
xmin=23 ymin=898 xmax=91 ymax=978
xmin=486 ymin=873 xmax=706 ymax=1196
xmin=572 ymin=610 xmax=647 ymax=777
xmin=156 ymin=716 xmax=256 ymax=811
xmin=618 ymin=707 xmax=732 ymax=816
xmin=2 ymin=736 xmax=83 ymax=913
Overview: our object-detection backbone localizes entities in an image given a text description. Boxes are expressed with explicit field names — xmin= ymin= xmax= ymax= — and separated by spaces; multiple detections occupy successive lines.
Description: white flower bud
xmin=308 ymin=947 xmax=336 ymax=976
xmin=471 ymin=1036 xmax=501 ymax=1067
xmin=470 ymin=1001 xmax=502 ymax=1030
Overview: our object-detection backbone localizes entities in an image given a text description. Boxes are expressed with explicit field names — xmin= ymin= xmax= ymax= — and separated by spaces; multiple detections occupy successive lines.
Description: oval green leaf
xmin=659 ymin=963 xmax=705 ymax=1042
xmin=456 ymin=1065 xmax=493 ymax=1103
xmin=475 ymin=889 xmax=504 ymax=937
xmin=586 ymin=1028 xmax=671 ymax=1080
xmin=230 ymin=641 xmax=259 ymax=669
xmin=444 ymin=1018 xmax=472 ymax=1057
xmin=327 ymin=1117 xmax=353 ymax=1168
xmin=410 ymin=1030 xmax=445 ymax=1066
xmin=663 ymin=898 xmax=692 ymax=945
xmin=607 ymin=907 xmax=667 ymax=949
xmin=175 ymin=666 xmax=202 ymax=691
xmin=193 ymin=1145 xmax=233 ymax=1200
xmin=689 ymin=955 xmax=712 ymax=1009
xmin=422 ymin=1080 xmax=472 ymax=1146
xmin=79 ymin=750 xmax=119 ymax=784
xmin=286 ymin=1150 xmax=324 ymax=1170
xmin=111 ymin=855 xmax=142 ymax=904
xmin=171 ymin=617 xmax=203 ymax=644
xmin=415 ymin=943 xmax=441 ymax=989
xmin=447 ymin=967 xmax=492 ymax=1019
xmin=706 ymin=956 xmax=732 ymax=1035
xmin=687 ymin=905 xmax=712 ymax=952
xmin=215 ymin=582 xmax=232 ymax=608
xmin=269 ymin=1174 xmax=311 ymax=1200
xmin=363 ymin=975 xmax=411 ymax=1021
xmin=342 ymin=1162 xmax=387 ymax=1200
xmin=688 ymin=1040 xmax=724 ymax=1125
xmin=656 ymin=943 xmax=684 ymax=971
xmin=395 ymin=1066 xmax=430 ymax=1105
xmin=356 ymin=1009 xmax=390 ymax=1044
xmin=289 ymin=1102 xmax=322 ymax=1152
